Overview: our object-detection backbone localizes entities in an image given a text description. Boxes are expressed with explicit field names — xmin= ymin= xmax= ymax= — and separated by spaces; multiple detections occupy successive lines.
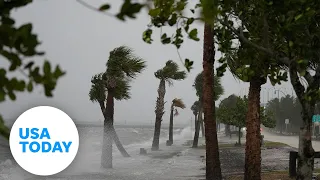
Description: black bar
xmin=289 ymin=151 xmax=298 ymax=177
xmin=315 ymin=152 xmax=320 ymax=158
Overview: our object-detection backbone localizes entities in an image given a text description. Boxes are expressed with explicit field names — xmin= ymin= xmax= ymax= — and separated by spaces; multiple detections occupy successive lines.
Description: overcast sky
xmin=0 ymin=0 xmax=295 ymax=126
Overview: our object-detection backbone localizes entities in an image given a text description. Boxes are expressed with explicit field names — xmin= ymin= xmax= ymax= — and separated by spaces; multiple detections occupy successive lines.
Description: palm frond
xmin=106 ymin=45 xmax=146 ymax=79
xmin=171 ymin=71 xmax=187 ymax=80
xmin=89 ymin=73 xmax=106 ymax=103
xmin=172 ymin=98 xmax=186 ymax=109
xmin=155 ymin=60 xmax=186 ymax=82
xmin=174 ymin=109 xmax=179 ymax=116
xmin=191 ymin=100 xmax=200 ymax=115
xmin=194 ymin=71 xmax=224 ymax=101
xmin=154 ymin=69 xmax=164 ymax=79
xmin=103 ymin=45 xmax=146 ymax=101
xmin=111 ymin=76 xmax=131 ymax=100
xmin=166 ymin=79 xmax=174 ymax=87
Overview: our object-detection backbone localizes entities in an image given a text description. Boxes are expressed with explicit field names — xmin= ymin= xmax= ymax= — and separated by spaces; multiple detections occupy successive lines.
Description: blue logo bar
xmin=313 ymin=115 xmax=320 ymax=122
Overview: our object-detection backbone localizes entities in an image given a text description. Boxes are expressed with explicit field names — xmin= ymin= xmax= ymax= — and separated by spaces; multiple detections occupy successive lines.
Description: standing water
xmin=0 ymin=126 xmax=200 ymax=180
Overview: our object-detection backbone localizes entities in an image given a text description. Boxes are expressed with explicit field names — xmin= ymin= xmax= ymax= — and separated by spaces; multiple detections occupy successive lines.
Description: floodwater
xmin=0 ymin=126 xmax=204 ymax=180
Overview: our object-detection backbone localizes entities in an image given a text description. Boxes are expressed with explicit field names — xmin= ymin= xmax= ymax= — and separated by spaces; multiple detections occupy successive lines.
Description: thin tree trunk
xmin=244 ymin=79 xmax=262 ymax=180
xmin=238 ymin=126 xmax=241 ymax=145
xmin=152 ymin=79 xmax=166 ymax=151
xmin=225 ymin=124 xmax=231 ymax=136
xmin=200 ymin=120 xmax=205 ymax=137
xmin=168 ymin=104 xmax=174 ymax=146
xmin=289 ymin=64 xmax=316 ymax=179
xmin=99 ymin=101 xmax=130 ymax=158
xmin=202 ymin=23 xmax=222 ymax=180
xmin=296 ymin=100 xmax=315 ymax=180
xmin=192 ymin=107 xmax=202 ymax=148
xmin=194 ymin=114 xmax=197 ymax=131
xmin=111 ymin=126 xmax=130 ymax=157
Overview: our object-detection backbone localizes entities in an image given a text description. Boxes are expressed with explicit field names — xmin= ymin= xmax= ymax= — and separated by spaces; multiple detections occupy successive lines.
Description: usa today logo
xmin=9 ymin=106 xmax=79 ymax=176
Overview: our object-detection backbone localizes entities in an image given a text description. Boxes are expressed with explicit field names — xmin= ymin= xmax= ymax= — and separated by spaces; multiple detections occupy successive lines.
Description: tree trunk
xmin=192 ymin=107 xmax=202 ymax=148
xmin=200 ymin=120 xmax=205 ymax=137
xmin=100 ymin=92 xmax=115 ymax=168
xmin=99 ymin=101 xmax=130 ymax=158
xmin=296 ymin=100 xmax=315 ymax=180
xmin=194 ymin=114 xmax=197 ymax=131
xmin=244 ymin=79 xmax=262 ymax=180
xmin=100 ymin=91 xmax=114 ymax=168
xmin=101 ymin=119 xmax=113 ymax=168
xmin=238 ymin=126 xmax=241 ymax=145
xmin=289 ymin=65 xmax=316 ymax=179
xmin=202 ymin=23 xmax=222 ymax=180
xmin=111 ymin=126 xmax=130 ymax=157
xmin=168 ymin=104 xmax=174 ymax=146
xmin=152 ymin=79 xmax=166 ymax=151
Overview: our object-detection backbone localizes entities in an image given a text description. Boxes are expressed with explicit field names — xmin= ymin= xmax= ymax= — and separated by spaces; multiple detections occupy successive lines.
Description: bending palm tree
xmin=191 ymin=101 xmax=200 ymax=130
xmin=89 ymin=46 xmax=146 ymax=168
xmin=167 ymin=98 xmax=186 ymax=146
xmin=89 ymin=74 xmax=131 ymax=158
xmin=191 ymin=100 xmax=201 ymax=148
xmin=192 ymin=71 xmax=224 ymax=148
xmin=152 ymin=60 xmax=186 ymax=151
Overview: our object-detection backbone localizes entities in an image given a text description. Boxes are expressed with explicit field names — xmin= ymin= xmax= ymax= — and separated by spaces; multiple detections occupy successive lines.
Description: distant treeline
xmin=265 ymin=95 xmax=320 ymax=134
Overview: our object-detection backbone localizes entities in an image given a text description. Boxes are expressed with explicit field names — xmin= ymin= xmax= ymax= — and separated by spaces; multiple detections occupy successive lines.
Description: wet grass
xmin=263 ymin=141 xmax=289 ymax=148
xmin=190 ymin=141 xmax=289 ymax=150
xmin=226 ymin=171 xmax=295 ymax=180
xmin=226 ymin=169 xmax=320 ymax=180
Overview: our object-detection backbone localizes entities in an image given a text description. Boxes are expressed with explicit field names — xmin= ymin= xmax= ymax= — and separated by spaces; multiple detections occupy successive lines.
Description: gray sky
xmin=0 ymin=0 xmax=295 ymax=126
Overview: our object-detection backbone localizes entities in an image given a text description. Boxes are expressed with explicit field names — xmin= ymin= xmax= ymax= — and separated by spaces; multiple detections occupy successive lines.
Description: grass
xmin=188 ymin=140 xmax=289 ymax=150
xmin=263 ymin=141 xmax=289 ymax=148
xmin=226 ymin=171 xmax=294 ymax=180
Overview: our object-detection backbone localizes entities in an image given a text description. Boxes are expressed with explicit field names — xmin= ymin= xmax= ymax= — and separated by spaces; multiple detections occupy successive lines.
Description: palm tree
xmin=191 ymin=100 xmax=201 ymax=148
xmin=192 ymin=71 xmax=224 ymax=148
xmin=167 ymin=98 xmax=186 ymax=146
xmin=89 ymin=74 xmax=131 ymax=158
xmin=89 ymin=46 xmax=146 ymax=168
xmin=202 ymin=23 xmax=222 ymax=179
xmin=151 ymin=60 xmax=186 ymax=151
xmin=191 ymin=101 xmax=200 ymax=131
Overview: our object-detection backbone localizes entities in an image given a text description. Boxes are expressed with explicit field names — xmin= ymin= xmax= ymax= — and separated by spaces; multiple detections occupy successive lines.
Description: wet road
xmin=262 ymin=130 xmax=320 ymax=151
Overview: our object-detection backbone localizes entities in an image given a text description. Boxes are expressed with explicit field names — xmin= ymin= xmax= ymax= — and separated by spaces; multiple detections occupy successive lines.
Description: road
xmin=262 ymin=130 xmax=320 ymax=151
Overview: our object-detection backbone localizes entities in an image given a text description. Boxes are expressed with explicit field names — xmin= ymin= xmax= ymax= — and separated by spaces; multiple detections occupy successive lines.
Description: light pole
xmin=274 ymin=89 xmax=287 ymax=100
xmin=262 ymin=87 xmax=273 ymax=104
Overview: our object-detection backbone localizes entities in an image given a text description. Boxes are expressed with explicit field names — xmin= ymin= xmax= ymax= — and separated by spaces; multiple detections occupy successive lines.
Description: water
xmin=0 ymin=126 xmax=197 ymax=180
